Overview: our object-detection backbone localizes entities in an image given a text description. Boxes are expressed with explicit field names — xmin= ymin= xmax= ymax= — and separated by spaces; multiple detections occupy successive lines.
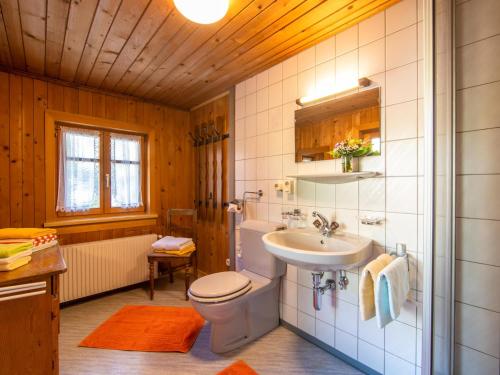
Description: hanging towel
xmin=359 ymin=254 xmax=394 ymax=321
xmin=375 ymin=257 xmax=410 ymax=328
xmin=0 ymin=228 xmax=56 ymax=240
xmin=0 ymin=256 xmax=31 ymax=271
xmin=152 ymin=236 xmax=193 ymax=251
xmin=0 ymin=242 xmax=33 ymax=258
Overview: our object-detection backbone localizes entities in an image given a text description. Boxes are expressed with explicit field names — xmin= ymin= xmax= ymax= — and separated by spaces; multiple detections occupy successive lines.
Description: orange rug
xmin=79 ymin=305 xmax=205 ymax=352
xmin=217 ymin=360 xmax=259 ymax=375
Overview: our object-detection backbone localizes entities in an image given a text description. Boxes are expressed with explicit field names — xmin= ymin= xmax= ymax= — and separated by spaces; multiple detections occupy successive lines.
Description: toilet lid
xmin=188 ymin=283 xmax=252 ymax=303
xmin=189 ymin=271 xmax=251 ymax=299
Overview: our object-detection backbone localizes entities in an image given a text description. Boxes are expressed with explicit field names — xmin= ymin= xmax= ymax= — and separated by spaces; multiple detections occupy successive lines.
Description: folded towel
xmin=0 ymin=249 xmax=33 ymax=265
xmin=154 ymin=243 xmax=196 ymax=256
xmin=0 ymin=256 xmax=31 ymax=271
xmin=0 ymin=228 xmax=56 ymax=240
xmin=152 ymin=236 xmax=193 ymax=251
xmin=375 ymin=257 xmax=410 ymax=328
xmin=359 ymin=254 xmax=394 ymax=321
xmin=32 ymin=240 xmax=58 ymax=253
xmin=0 ymin=241 xmax=33 ymax=258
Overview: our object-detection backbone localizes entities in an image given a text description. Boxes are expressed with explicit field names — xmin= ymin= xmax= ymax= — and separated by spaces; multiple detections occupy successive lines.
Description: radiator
xmin=59 ymin=234 xmax=158 ymax=302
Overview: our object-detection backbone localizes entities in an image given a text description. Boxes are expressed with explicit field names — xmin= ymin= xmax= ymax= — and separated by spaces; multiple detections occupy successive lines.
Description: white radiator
xmin=59 ymin=234 xmax=157 ymax=302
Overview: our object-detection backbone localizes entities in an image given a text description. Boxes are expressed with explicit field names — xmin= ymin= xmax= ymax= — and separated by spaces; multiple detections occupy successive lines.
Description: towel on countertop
xmin=152 ymin=236 xmax=193 ymax=251
xmin=375 ymin=257 xmax=410 ymax=328
xmin=0 ymin=256 xmax=31 ymax=271
xmin=32 ymin=240 xmax=58 ymax=253
xmin=0 ymin=249 xmax=33 ymax=265
xmin=359 ymin=253 xmax=394 ymax=321
xmin=0 ymin=228 xmax=56 ymax=240
xmin=0 ymin=241 xmax=33 ymax=258
xmin=154 ymin=243 xmax=196 ymax=257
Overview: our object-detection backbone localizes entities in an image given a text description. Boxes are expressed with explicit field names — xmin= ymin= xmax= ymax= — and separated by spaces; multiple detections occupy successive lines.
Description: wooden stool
xmin=148 ymin=208 xmax=198 ymax=301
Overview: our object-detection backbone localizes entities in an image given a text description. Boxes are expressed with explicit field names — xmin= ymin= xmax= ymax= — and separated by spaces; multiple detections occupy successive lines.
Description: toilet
xmin=188 ymin=220 xmax=286 ymax=353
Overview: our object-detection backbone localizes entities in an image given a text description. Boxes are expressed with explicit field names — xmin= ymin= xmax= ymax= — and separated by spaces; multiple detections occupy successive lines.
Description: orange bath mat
xmin=79 ymin=305 xmax=205 ymax=352
xmin=217 ymin=360 xmax=259 ymax=375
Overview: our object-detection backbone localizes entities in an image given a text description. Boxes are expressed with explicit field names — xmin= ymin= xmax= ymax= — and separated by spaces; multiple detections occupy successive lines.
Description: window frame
xmin=45 ymin=111 xmax=157 ymax=227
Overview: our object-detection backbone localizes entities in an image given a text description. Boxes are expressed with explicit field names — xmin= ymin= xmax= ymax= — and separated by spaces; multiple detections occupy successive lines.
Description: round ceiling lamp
xmin=173 ymin=0 xmax=230 ymax=25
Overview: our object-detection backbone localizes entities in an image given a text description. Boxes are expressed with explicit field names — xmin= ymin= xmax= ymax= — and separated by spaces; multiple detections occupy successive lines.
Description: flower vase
xmin=341 ymin=154 xmax=358 ymax=173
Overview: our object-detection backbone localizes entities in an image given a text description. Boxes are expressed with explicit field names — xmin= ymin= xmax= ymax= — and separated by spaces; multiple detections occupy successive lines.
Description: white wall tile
xmin=235 ymin=81 xmax=246 ymax=99
xmin=358 ymin=340 xmax=384 ymax=373
xmin=456 ymin=218 xmax=500 ymax=266
xmin=336 ymin=51 xmax=359 ymax=91
xmin=456 ymin=175 xmax=500 ymax=220
xmin=282 ymin=128 xmax=295 ymax=155
xmin=386 ymin=62 xmax=418 ymax=105
xmin=386 ymin=100 xmax=418 ymax=141
xmin=386 ymin=177 xmax=418 ymax=214
xmin=336 ymin=25 xmax=358 ymax=56
xmin=316 ymin=37 xmax=335 ymax=64
xmin=297 ymin=46 xmax=316 ymax=72
xmin=245 ymin=114 xmax=257 ymax=138
xmin=256 ymin=111 xmax=268 ymax=135
xmin=316 ymin=291 xmax=336 ymax=326
xmin=455 ymin=344 xmax=499 ymax=375
xmin=244 ymin=158 xmax=256 ymax=180
xmin=282 ymin=279 xmax=298 ymax=308
xmin=386 ymin=25 xmax=417 ymax=70
xmin=235 ymin=160 xmax=245 ymax=181
xmin=297 ymin=311 xmax=316 ymax=336
xmin=282 ymin=303 xmax=298 ymax=327
xmin=315 ymin=319 xmax=335 ymax=347
xmin=245 ymin=93 xmax=256 ymax=115
xmin=457 ymin=128 xmax=500 ymax=175
xmin=385 ymin=352 xmax=416 ymax=375
xmin=298 ymin=68 xmax=316 ymax=97
xmin=282 ymin=101 xmax=296 ymax=129
xmin=359 ymin=39 xmax=385 ymax=77
xmin=268 ymin=82 xmax=283 ymax=108
xmin=386 ymin=213 xmax=418 ymax=251
xmin=385 ymin=321 xmax=416 ymax=363
xmin=298 ymin=285 xmax=316 ymax=316
xmin=315 ymin=184 xmax=335 ymax=208
xmin=315 ymin=60 xmax=336 ymax=94
xmin=268 ymin=106 xmax=282 ymax=132
xmin=245 ymin=136 xmax=256 ymax=159
xmin=335 ymin=329 xmax=358 ymax=358
xmin=359 ymin=316 xmax=385 ymax=348
xmin=359 ymin=178 xmax=385 ymax=211
xmin=456 ymin=81 xmax=500 ymax=132
xmin=359 ymin=11 xmax=385 ymax=46
xmin=268 ymin=131 xmax=283 ymax=156
xmin=455 ymin=302 xmax=499 ymax=357
xmin=336 ymin=300 xmax=358 ymax=336
xmin=386 ymin=0 xmax=417 ymax=34
xmin=282 ymin=75 xmax=298 ymax=104
xmin=282 ymin=56 xmax=297 ymax=78
xmin=456 ymin=0 xmax=500 ymax=47
xmin=386 ymin=139 xmax=418 ymax=176
xmin=336 ymin=181 xmax=359 ymax=209
xmin=256 ymin=87 xmax=269 ymax=112
xmin=268 ymin=63 xmax=282 ymax=84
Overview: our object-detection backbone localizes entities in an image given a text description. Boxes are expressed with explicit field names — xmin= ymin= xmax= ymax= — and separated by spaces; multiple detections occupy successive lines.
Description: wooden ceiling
xmin=0 ymin=0 xmax=399 ymax=109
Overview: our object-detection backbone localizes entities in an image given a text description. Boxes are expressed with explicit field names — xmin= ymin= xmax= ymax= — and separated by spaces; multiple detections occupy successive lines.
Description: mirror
xmin=294 ymin=87 xmax=381 ymax=162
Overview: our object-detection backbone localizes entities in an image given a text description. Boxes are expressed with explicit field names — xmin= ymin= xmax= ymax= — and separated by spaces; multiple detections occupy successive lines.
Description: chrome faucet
xmin=312 ymin=211 xmax=340 ymax=237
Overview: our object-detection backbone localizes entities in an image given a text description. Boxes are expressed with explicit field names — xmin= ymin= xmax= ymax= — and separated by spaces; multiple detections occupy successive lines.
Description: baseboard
xmin=60 ymin=281 xmax=149 ymax=308
xmin=280 ymin=320 xmax=382 ymax=375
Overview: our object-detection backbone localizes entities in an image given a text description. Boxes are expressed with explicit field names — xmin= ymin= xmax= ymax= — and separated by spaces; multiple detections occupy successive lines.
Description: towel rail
xmin=389 ymin=243 xmax=409 ymax=271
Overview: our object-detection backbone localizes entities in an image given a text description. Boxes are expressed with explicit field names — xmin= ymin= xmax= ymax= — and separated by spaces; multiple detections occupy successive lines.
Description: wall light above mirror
xmin=294 ymin=84 xmax=381 ymax=163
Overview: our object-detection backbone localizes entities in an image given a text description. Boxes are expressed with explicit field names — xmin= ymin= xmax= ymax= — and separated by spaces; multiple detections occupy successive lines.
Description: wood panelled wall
xmin=190 ymin=95 xmax=230 ymax=275
xmin=0 ymin=72 xmax=194 ymax=245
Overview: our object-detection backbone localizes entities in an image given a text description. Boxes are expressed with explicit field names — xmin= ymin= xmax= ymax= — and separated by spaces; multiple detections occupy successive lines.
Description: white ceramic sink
xmin=262 ymin=228 xmax=373 ymax=271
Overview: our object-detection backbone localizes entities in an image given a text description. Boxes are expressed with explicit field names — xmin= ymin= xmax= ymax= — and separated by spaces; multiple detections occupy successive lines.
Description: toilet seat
xmin=188 ymin=271 xmax=252 ymax=303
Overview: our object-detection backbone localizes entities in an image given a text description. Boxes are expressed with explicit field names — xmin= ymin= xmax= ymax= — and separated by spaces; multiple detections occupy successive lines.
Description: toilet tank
xmin=239 ymin=220 xmax=286 ymax=279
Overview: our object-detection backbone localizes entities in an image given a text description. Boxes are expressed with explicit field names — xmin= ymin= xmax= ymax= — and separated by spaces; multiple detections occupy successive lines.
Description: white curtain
xmin=110 ymin=133 xmax=142 ymax=208
xmin=56 ymin=126 xmax=100 ymax=212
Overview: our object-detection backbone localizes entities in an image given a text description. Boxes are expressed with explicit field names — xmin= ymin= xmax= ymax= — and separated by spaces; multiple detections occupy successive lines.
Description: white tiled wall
xmin=454 ymin=0 xmax=500 ymax=373
xmin=234 ymin=1 xmax=423 ymax=373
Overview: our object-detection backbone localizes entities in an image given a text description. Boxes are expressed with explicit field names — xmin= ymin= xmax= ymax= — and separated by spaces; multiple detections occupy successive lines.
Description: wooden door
xmin=190 ymin=95 xmax=230 ymax=275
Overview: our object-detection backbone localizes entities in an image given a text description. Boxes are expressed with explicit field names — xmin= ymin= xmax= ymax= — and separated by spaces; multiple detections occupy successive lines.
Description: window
xmin=56 ymin=125 xmax=145 ymax=215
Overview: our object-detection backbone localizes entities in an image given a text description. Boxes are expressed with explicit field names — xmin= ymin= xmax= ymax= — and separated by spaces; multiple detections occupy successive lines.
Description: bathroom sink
xmin=262 ymin=229 xmax=373 ymax=271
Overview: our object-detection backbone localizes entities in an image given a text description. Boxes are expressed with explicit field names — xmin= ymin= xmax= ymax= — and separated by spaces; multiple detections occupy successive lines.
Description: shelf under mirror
xmin=287 ymin=171 xmax=379 ymax=184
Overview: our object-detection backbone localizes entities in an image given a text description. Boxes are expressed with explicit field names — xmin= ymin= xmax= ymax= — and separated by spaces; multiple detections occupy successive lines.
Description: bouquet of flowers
xmin=329 ymin=136 xmax=372 ymax=172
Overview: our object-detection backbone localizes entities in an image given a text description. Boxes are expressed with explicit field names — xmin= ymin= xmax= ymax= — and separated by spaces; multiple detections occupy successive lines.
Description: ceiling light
xmin=296 ymin=77 xmax=372 ymax=106
xmin=174 ymin=0 xmax=230 ymax=24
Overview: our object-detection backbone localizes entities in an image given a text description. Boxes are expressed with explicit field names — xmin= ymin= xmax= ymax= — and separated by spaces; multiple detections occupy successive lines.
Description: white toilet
xmin=188 ymin=220 xmax=286 ymax=353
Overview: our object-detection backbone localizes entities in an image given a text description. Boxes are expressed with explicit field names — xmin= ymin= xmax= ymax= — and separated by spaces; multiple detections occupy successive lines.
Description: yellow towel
xmin=0 ymin=256 xmax=31 ymax=271
xmin=0 ymin=241 xmax=33 ymax=258
xmin=154 ymin=243 xmax=196 ymax=256
xmin=359 ymin=254 xmax=394 ymax=321
xmin=0 ymin=228 xmax=56 ymax=240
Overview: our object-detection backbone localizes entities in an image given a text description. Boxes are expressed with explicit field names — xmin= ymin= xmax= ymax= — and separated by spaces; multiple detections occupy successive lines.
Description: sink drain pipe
xmin=311 ymin=272 xmax=336 ymax=311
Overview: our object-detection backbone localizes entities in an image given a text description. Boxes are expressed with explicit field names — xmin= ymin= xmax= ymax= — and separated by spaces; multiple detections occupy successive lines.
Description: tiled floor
xmin=59 ymin=278 xmax=362 ymax=375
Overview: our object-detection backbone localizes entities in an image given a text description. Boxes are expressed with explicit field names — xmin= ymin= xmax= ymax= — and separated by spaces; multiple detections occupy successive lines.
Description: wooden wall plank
xmin=21 ymin=76 xmax=34 ymax=227
xmin=0 ymin=72 xmax=10 ymax=227
xmin=59 ymin=0 xmax=99 ymax=81
xmin=85 ymin=0 xmax=149 ymax=88
xmin=33 ymin=79 xmax=47 ymax=227
xmin=0 ymin=8 xmax=12 ymax=66
xmin=45 ymin=0 xmax=70 ymax=77
xmin=1 ymin=71 xmax=192 ymax=246
xmin=8 ymin=74 xmax=23 ymax=226
xmin=0 ymin=0 xmax=25 ymax=69
xmin=19 ymin=0 xmax=46 ymax=74
xmin=74 ymin=0 xmax=122 ymax=84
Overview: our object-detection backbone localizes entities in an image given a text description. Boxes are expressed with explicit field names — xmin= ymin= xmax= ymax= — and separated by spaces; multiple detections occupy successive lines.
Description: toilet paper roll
xmin=227 ymin=203 xmax=242 ymax=213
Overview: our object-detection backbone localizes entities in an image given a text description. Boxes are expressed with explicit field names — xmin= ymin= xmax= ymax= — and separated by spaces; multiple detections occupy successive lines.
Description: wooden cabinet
xmin=0 ymin=246 xmax=66 ymax=375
